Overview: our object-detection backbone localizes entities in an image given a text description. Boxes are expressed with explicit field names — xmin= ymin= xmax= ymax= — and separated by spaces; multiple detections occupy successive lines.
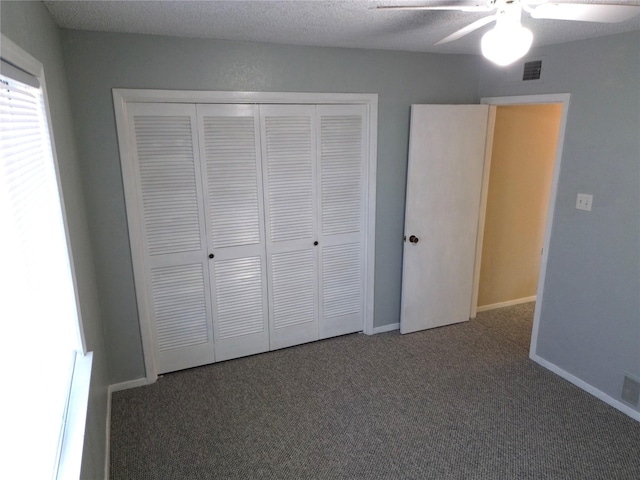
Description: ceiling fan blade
xmin=376 ymin=4 xmax=495 ymax=13
xmin=530 ymin=3 xmax=640 ymax=23
xmin=434 ymin=15 xmax=495 ymax=45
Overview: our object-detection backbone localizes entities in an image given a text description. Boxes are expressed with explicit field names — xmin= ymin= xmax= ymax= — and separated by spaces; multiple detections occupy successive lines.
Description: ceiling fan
xmin=378 ymin=1 xmax=640 ymax=66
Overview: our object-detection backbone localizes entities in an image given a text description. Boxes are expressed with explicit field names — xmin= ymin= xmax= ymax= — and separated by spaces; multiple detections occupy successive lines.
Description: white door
xmin=260 ymin=105 xmax=320 ymax=350
xmin=400 ymin=105 xmax=489 ymax=334
xmin=317 ymin=105 xmax=367 ymax=338
xmin=197 ymin=104 xmax=269 ymax=361
xmin=128 ymin=103 xmax=215 ymax=373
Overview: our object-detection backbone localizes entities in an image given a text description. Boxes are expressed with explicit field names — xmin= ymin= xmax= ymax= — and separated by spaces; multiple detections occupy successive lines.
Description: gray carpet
xmin=110 ymin=303 xmax=640 ymax=479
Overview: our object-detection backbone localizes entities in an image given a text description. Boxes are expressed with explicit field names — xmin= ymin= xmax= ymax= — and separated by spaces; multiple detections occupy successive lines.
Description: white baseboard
xmin=104 ymin=377 xmax=150 ymax=478
xmin=110 ymin=377 xmax=150 ymax=393
xmin=372 ymin=322 xmax=399 ymax=334
xmin=476 ymin=295 xmax=536 ymax=313
xmin=104 ymin=386 xmax=112 ymax=480
xmin=531 ymin=353 xmax=640 ymax=422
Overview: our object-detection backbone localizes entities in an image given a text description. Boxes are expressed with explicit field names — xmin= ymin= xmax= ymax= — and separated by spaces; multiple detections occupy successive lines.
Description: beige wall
xmin=478 ymin=104 xmax=562 ymax=308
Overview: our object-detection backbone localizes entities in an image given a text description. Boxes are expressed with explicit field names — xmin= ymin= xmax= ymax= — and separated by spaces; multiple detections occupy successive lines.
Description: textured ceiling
xmin=43 ymin=0 xmax=640 ymax=55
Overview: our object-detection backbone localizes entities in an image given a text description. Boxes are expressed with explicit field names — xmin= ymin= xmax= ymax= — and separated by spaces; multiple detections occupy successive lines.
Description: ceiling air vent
xmin=522 ymin=60 xmax=542 ymax=81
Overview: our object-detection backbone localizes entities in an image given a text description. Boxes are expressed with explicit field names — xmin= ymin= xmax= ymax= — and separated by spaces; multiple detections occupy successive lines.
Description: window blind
xmin=0 ymin=67 xmax=80 ymax=479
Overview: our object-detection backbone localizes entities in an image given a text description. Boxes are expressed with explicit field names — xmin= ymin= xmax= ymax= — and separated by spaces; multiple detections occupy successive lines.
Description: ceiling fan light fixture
xmin=481 ymin=21 xmax=533 ymax=67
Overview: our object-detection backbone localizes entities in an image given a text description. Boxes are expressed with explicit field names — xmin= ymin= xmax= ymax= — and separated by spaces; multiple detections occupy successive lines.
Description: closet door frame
xmin=114 ymin=89 xmax=378 ymax=384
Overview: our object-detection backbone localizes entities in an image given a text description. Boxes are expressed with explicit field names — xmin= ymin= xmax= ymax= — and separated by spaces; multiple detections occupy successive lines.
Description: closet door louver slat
xmin=214 ymin=257 xmax=265 ymax=338
xmin=320 ymin=115 xmax=363 ymax=235
xmin=271 ymin=250 xmax=316 ymax=330
xmin=264 ymin=116 xmax=314 ymax=242
xmin=321 ymin=243 xmax=362 ymax=318
xmin=135 ymin=116 xmax=202 ymax=256
xmin=150 ymin=264 xmax=209 ymax=350
xmin=202 ymin=115 xmax=261 ymax=249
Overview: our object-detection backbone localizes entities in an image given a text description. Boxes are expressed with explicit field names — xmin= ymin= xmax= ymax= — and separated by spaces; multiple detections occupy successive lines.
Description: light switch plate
xmin=576 ymin=193 xmax=593 ymax=211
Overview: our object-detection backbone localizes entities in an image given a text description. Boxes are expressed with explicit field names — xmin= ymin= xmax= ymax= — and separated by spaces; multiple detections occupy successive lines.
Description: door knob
xmin=409 ymin=235 xmax=419 ymax=244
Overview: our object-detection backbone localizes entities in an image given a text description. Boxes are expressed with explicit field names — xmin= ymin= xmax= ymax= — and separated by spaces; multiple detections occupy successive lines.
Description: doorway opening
xmin=472 ymin=94 xmax=571 ymax=357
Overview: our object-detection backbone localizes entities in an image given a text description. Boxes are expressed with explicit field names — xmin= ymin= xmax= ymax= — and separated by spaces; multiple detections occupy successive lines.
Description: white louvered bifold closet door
xmin=260 ymin=105 xmax=320 ymax=350
xmin=128 ymin=103 xmax=214 ymax=374
xmin=317 ymin=105 xmax=367 ymax=338
xmin=196 ymin=105 xmax=269 ymax=361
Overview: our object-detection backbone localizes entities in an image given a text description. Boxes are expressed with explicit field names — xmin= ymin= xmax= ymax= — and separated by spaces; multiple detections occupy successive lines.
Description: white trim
xmin=0 ymin=34 xmax=42 ymax=77
xmin=531 ymin=354 xmax=640 ymax=422
xmin=470 ymin=106 xmax=497 ymax=319
xmin=109 ymin=377 xmax=150 ymax=393
xmin=113 ymin=89 xmax=377 ymax=105
xmin=372 ymin=322 xmax=399 ymax=334
xmin=112 ymin=89 xmax=378 ymax=380
xmin=480 ymin=93 xmax=571 ymax=360
xmin=363 ymin=99 xmax=378 ymax=335
xmin=104 ymin=387 xmax=112 ymax=480
xmin=476 ymin=295 xmax=537 ymax=313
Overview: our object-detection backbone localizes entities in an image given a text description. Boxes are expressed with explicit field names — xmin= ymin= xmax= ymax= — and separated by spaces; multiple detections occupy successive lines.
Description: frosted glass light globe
xmin=481 ymin=24 xmax=533 ymax=66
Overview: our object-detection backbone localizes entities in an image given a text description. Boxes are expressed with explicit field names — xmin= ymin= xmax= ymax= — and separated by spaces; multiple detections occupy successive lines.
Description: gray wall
xmin=479 ymin=31 xmax=640 ymax=413
xmin=0 ymin=1 xmax=110 ymax=478
xmin=60 ymin=30 xmax=481 ymax=383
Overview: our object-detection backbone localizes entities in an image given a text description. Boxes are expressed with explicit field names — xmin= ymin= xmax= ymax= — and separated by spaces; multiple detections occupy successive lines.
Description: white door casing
xmin=480 ymin=93 xmax=571 ymax=358
xmin=400 ymin=104 xmax=489 ymax=334
xmin=114 ymin=90 xmax=378 ymax=382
